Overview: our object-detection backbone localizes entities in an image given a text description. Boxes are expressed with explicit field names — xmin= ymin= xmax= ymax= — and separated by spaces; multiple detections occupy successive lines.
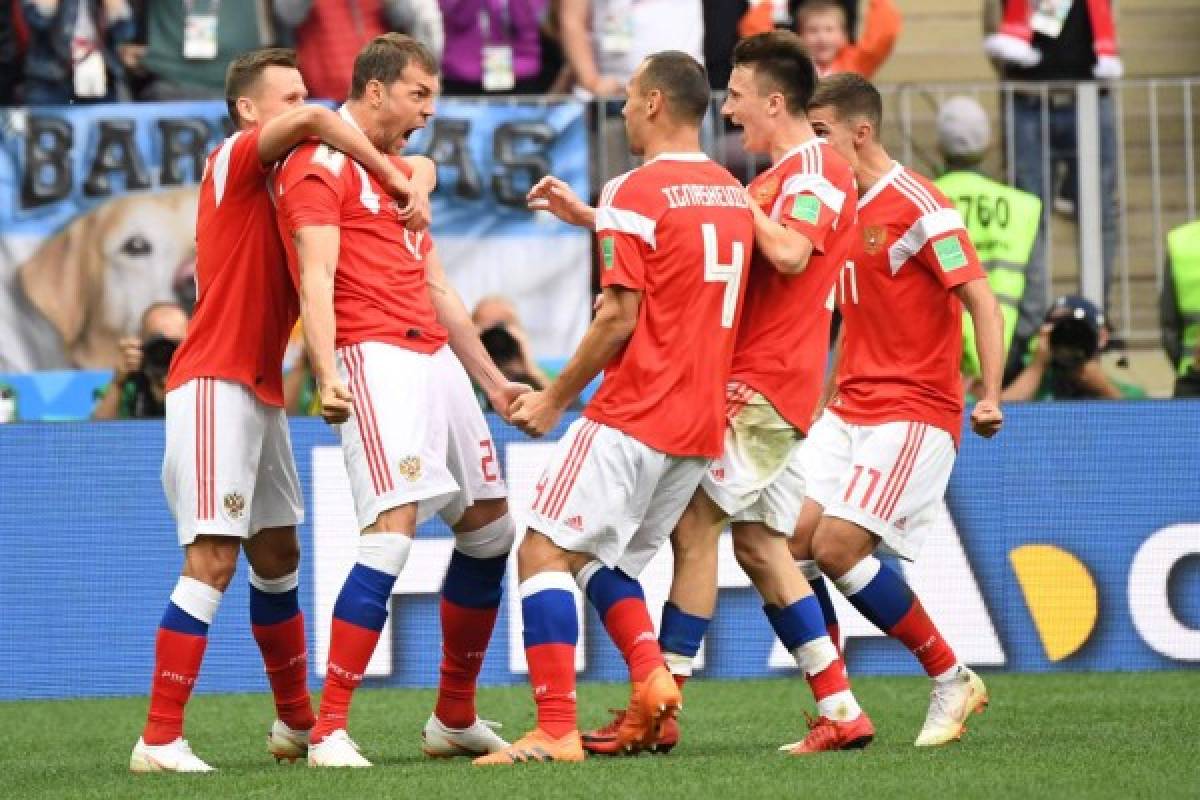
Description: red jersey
xmin=585 ymin=153 xmax=754 ymax=458
xmin=274 ymin=133 xmax=447 ymax=353
xmin=829 ymin=163 xmax=987 ymax=445
xmin=731 ymin=139 xmax=856 ymax=432
xmin=167 ymin=128 xmax=298 ymax=407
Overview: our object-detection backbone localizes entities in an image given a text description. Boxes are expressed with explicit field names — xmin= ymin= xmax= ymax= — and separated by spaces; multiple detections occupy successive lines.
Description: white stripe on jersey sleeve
xmin=212 ymin=131 xmax=243 ymax=208
xmin=779 ymin=173 xmax=847 ymax=216
xmin=887 ymin=207 xmax=965 ymax=275
xmin=596 ymin=206 xmax=657 ymax=248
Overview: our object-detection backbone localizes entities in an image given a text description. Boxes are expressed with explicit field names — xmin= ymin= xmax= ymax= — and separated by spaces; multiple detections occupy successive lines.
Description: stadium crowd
xmin=2 ymin=0 xmax=1194 ymax=425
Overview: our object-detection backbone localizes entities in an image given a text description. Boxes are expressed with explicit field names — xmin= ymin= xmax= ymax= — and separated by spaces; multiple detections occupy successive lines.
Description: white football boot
xmin=307 ymin=729 xmax=372 ymax=768
xmin=422 ymin=714 xmax=509 ymax=758
xmin=267 ymin=719 xmax=310 ymax=763
xmin=914 ymin=666 xmax=990 ymax=747
xmin=129 ymin=737 xmax=215 ymax=773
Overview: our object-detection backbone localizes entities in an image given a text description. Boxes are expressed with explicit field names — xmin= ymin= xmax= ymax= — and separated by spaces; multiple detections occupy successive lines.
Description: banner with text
xmin=0 ymin=99 xmax=590 ymax=373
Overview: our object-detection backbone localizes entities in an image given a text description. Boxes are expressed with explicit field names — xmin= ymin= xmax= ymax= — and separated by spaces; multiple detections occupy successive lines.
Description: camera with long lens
xmin=141 ymin=335 xmax=181 ymax=386
xmin=1048 ymin=313 xmax=1100 ymax=372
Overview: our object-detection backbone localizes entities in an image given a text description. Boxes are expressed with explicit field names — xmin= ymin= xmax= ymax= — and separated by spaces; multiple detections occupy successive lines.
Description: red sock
xmin=526 ymin=643 xmax=577 ymax=738
xmin=805 ymin=656 xmax=851 ymax=701
xmin=890 ymin=599 xmax=958 ymax=677
xmin=143 ymin=628 xmax=207 ymax=745
xmin=252 ymin=613 xmax=314 ymax=731
xmin=828 ymin=623 xmax=842 ymax=658
xmin=602 ymin=598 xmax=664 ymax=683
xmin=312 ymin=619 xmax=382 ymax=743
xmin=435 ymin=601 xmax=498 ymax=729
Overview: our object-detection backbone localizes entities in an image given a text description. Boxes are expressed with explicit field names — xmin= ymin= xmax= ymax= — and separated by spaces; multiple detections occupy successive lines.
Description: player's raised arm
xmin=955 ymin=277 xmax=1004 ymax=438
xmin=510 ymin=286 xmax=641 ymax=438
xmin=527 ymin=175 xmax=597 ymax=229
xmin=396 ymin=155 xmax=436 ymax=231
xmin=746 ymin=193 xmax=815 ymax=275
xmin=424 ymin=247 xmax=529 ymax=421
xmin=258 ymin=105 xmax=425 ymax=226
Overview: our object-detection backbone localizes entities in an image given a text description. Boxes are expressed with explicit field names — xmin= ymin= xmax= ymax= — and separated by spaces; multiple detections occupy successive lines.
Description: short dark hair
xmin=809 ymin=72 xmax=884 ymax=135
xmin=796 ymin=0 xmax=848 ymax=29
xmin=224 ymin=47 xmax=297 ymax=124
xmin=637 ymin=51 xmax=711 ymax=125
xmin=350 ymin=33 xmax=439 ymax=100
xmin=731 ymin=31 xmax=817 ymax=115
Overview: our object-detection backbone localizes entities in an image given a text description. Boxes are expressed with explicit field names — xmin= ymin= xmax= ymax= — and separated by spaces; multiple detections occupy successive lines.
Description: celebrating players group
xmin=129 ymin=29 xmax=1005 ymax=773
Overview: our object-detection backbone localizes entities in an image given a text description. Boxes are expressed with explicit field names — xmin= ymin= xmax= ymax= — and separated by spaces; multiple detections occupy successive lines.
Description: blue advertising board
xmin=0 ymin=401 xmax=1197 ymax=701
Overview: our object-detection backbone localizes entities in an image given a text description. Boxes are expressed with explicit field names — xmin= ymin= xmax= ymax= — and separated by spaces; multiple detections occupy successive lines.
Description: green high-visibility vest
xmin=1167 ymin=220 xmax=1200 ymax=375
xmin=934 ymin=170 xmax=1041 ymax=378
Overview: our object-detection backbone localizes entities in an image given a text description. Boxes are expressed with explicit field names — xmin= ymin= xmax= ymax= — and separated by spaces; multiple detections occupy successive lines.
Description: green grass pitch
xmin=2 ymin=671 xmax=1197 ymax=800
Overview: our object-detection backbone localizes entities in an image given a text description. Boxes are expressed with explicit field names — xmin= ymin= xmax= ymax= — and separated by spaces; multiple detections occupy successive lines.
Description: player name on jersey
xmin=661 ymin=183 xmax=750 ymax=210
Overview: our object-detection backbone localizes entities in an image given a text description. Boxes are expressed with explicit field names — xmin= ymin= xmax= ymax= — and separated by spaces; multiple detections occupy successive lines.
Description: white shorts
xmin=700 ymin=382 xmax=805 ymax=535
xmin=797 ymin=410 xmax=956 ymax=560
xmin=337 ymin=342 xmax=506 ymax=531
xmin=163 ymin=378 xmax=303 ymax=546
xmin=526 ymin=417 xmax=708 ymax=577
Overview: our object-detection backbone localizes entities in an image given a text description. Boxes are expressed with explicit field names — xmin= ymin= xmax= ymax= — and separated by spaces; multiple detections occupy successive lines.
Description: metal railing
xmin=589 ymin=77 xmax=1200 ymax=348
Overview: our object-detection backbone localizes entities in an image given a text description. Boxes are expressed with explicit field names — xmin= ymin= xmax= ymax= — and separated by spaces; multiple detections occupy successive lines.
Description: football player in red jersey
xmin=474 ymin=51 xmax=755 ymax=766
xmin=575 ymin=31 xmax=876 ymax=757
xmin=131 ymin=48 xmax=432 ymax=774
xmin=277 ymin=34 xmax=529 ymax=768
xmin=791 ymin=73 xmax=1004 ymax=748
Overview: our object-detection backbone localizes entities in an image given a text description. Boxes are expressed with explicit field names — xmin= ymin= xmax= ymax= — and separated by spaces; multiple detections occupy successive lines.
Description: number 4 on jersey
xmin=702 ymin=223 xmax=745 ymax=328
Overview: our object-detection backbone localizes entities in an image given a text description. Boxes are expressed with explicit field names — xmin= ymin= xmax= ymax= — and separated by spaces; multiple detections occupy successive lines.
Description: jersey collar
xmin=857 ymin=161 xmax=904 ymax=210
xmin=646 ymin=152 xmax=710 ymax=164
xmin=338 ymin=104 xmax=364 ymax=133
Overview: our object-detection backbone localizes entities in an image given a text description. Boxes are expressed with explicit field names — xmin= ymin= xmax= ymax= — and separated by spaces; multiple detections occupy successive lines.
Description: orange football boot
xmin=472 ymin=728 xmax=585 ymax=766
xmin=779 ymin=712 xmax=875 ymax=755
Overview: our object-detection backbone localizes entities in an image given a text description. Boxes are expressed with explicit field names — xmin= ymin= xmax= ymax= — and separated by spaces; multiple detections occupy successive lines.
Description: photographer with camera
xmin=92 ymin=302 xmax=189 ymax=420
xmin=1002 ymin=295 xmax=1143 ymax=402
xmin=471 ymin=295 xmax=549 ymax=401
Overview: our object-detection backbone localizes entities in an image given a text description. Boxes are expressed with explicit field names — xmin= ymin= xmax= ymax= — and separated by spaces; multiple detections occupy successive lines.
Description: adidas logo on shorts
xmin=565 ymin=515 xmax=584 ymax=532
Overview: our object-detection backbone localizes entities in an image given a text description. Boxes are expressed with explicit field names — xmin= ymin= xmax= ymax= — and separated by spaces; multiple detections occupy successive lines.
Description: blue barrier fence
xmin=0 ymin=401 xmax=1197 ymax=701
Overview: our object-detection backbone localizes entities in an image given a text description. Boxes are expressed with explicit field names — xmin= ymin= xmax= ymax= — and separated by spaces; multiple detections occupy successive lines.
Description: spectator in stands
xmin=472 ymin=295 xmax=548 ymax=390
xmin=1161 ymin=219 xmax=1200 ymax=398
xmin=438 ymin=0 xmax=545 ymax=95
xmin=21 ymin=0 xmax=136 ymax=104
xmin=92 ymin=301 xmax=187 ymax=420
xmin=1003 ymin=295 xmax=1143 ymax=402
xmin=139 ymin=0 xmax=277 ymax=101
xmin=984 ymin=0 xmax=1122 ymax=334
xmin=113 ymin=0 xmax=148 ymax=98
xmin=933 ymin=96 xmax=1043 ymax=385
xmin=559 ymin=0 xmax=703 ymax=182
xmin=274 ymin=0 xmax=442 ymax=102
xmin=740 ymin=0 xmax=898 ymax=78
xmin=1 ymin=0 xmax=24 ymax=104
xmin=558 ymin=0 xmax=703 ymax=99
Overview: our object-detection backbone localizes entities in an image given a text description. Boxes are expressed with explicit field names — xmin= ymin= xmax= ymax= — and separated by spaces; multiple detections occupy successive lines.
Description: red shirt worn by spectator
xmin=288 ymin=0 xmax=388 ymax=102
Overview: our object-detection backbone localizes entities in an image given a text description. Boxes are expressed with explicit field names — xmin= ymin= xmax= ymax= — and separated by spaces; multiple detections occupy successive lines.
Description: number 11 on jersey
xmin=702 ymin=223 xmax=745 ymax=328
